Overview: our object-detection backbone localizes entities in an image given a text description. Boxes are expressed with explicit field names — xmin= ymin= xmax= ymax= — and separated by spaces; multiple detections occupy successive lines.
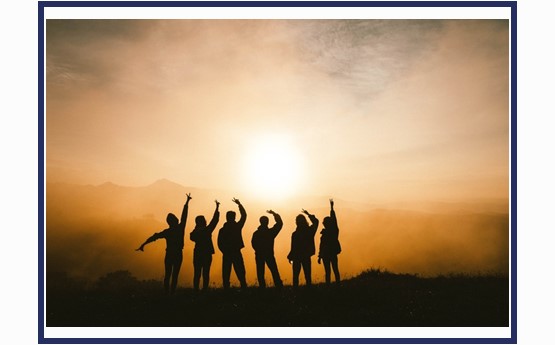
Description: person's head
xmin=259 ymin=216 xmax=269 ymax=227
xmin=323 ymin=216 xmax=332 ymax=229
xmin=296 ymin=214 xmax=308 ymax=228
xmin=195 ymin=215 xmax=207 ymax=228
xmin=166 ymin=213 xmax=179 ymax=227
xmin=226 ymin=210 xmax=236 ymax=222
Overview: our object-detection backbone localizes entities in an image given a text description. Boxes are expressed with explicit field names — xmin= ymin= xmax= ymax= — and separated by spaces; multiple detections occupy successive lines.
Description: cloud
xmin=45 ymin=19 xmax=509 ymax=203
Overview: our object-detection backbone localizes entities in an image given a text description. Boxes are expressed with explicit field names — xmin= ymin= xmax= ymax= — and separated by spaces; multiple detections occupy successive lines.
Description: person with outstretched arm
xmin=136 ymin=193 xmax=192 ymax=295
xmin=251 ymin=210 xmax=284 ymax=288
xmin=318 ymin=198 xmax=342 ymax=284
xmin=217 ymin=198 xmax=248 ymax=289
xmin=287 ymin=209 xmax=319 ymax=287
xmin=190 ymin=200 xmax=220 ymax=291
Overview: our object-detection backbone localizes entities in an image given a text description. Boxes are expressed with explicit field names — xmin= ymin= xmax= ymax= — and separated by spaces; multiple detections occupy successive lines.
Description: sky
xmin=46 ymin=19 xmax=509 ymax=205
xmin=43 ymin=18 xmax=511 ymax=289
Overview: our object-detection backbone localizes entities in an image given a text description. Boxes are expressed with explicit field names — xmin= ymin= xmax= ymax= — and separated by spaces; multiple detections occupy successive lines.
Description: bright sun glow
xmin=243 ymin=134 xmax=303 ymax=200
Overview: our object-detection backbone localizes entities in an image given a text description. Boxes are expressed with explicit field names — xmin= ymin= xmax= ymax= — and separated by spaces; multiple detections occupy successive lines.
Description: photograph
xmin=40 ymin=1 xmax=514 ymax=342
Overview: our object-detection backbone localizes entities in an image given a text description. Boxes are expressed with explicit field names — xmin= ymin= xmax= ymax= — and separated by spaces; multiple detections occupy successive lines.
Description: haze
xmin=45 ymin=19 xmax=509 ymax=284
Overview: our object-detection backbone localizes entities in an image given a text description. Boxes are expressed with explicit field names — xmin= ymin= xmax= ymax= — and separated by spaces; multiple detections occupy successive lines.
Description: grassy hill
xmin=46 ymin=269 xmax=508 ymax=327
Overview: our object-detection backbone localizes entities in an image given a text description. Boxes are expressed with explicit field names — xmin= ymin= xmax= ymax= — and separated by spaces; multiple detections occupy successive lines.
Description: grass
xmin=46 ymin=269 xmax=509 ymax=327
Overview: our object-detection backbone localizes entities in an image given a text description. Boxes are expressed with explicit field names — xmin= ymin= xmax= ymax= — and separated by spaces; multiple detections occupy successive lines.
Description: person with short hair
xmin=217 ymin=198 xmax=248 ymax=289
xmin=251 ymin=210 xmax=283 ymax=288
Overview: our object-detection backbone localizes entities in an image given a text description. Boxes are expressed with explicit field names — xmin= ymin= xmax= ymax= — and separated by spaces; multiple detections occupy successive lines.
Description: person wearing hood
xmin=136 ymin=193 xmax=192 ymax=295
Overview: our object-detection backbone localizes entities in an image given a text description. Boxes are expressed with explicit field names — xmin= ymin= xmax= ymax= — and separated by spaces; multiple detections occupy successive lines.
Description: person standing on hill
xmin=189 ymin=200 xmax=220 ymax=291
xmin=251 ymin=210 xmax=284 ymax=288
xmin=217 ymin=198 xmax=248 ymax=289
xmin=318 ymin=198 xmax=342 ymax=285
xmin=136 ymin=193 xmax=192 ymax=295
xmin=287 ymin=209 xmax=319 ymax=287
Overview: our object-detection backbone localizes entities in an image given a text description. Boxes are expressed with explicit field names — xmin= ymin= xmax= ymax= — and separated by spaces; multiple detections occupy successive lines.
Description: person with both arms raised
xmin=251 ymin=209 xmax=283 ymax=289
xmin=287 ymin=208 xmax=319 ymax=287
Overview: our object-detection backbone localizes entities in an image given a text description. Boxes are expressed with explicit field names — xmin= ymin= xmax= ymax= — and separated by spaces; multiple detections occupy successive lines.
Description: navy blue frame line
xmin=38 ymin=1 xmax=515 ymax=8
xmin=38 ymin=1 xmax=517 ymax=344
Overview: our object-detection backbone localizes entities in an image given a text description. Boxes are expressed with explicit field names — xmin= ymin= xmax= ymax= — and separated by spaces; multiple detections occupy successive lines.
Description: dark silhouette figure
xmin=217 ymin=198 xmax=248 ymax=289
xmin=189 ymin=200 xmax=220 ymax=291
xmin=287 ymin=209 xmax=319 ymax=287
xmin=136 ymin=193 xmax=192 ymax=295
xmin=251 ymin=210 xmax=283 ymax=288
xmin=318 ymin=198 xmax=342 ymax=284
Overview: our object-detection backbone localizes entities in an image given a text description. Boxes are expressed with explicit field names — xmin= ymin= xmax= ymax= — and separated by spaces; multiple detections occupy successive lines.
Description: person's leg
xmin=222 ymin=254 xmax=232 ymax=289
xmin=193 ymin=256 xmax=202 ymax=291
xmin=292 ymin=261 xmax=301 ymax=287
xmin=323 ymin=257 xmax=331 ymax=284
xmin=331 ymin=255 xmax=340 ymax=283
xmin=202 ymin=255 xmax=212 ymax=290
xmin=233 ymin=252 xmax=247 ymax=289
xmin=255 ymin=255 xmax=266 ymax=288
xmin=164 ymin=254 xmax=172 ymax=294
xmin=303 ymin=257 xmax=312 ymax=286
xmin=170 ymin=252 xmax=183 ymax=294
xmin=267 ymin=256 xmax=283 ymax=288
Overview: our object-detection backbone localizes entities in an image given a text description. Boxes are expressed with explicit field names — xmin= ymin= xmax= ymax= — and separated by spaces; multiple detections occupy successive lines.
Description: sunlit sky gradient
xmin=46 ymin=19 xmax=509 ymax=204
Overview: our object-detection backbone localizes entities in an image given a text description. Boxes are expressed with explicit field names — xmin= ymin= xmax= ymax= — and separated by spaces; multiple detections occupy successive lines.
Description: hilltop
xmin=46 ymin=269 xmax=508 ymax=327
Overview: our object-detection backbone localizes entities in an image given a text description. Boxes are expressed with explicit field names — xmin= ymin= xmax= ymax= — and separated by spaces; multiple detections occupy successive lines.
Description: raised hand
xmin=330 ymin=198 xmax=334 ymax=208
xmin=136 ymin=245 xmax=144 ymax=252
xmin=215 ymin=199 xmax=220 ymax=207
xmin=267 ymin=209 xmax=276 ymax=215
xmin=232 ymin=198 xmax=241 ymax=205
xmin=302 ymin=208 xmax=311 ymax=216
xmin=186 ymin=193 xmax=192 ymax=201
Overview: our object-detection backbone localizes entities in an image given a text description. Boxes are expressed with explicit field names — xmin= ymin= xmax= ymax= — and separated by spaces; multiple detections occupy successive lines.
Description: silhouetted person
xmin=189 ymin=200 xmax=220 ymax=291
xmin=318 ymin=198 xmax=342 ymax=284
xmin=287 ymin=209 xmax=319 ymax=287
xmin=217 ymin=198 xmax=248 ymax=289
xmin=136 ymin=193 xmax=192 ymax=295
xmin=251 ymin=210 xmax=283 ymax=288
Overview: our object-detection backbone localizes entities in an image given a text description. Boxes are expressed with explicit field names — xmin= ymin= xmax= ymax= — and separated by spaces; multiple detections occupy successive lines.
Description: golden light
xmin=242 ymin=134 xmax=303 ymax=200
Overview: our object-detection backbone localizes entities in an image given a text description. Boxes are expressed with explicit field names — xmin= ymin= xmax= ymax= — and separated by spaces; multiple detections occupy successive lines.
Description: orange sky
xmin=45 ymin=19 xmax=511 ymax=283
xmin=46 ymin=19 xmax=509 ymax=205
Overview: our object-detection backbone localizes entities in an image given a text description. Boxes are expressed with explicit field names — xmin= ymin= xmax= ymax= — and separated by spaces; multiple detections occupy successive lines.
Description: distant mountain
xmin=46 ymin=179 xmax=509 ymax=218
xmin=45 ymin=179 xmax=510 ymax=284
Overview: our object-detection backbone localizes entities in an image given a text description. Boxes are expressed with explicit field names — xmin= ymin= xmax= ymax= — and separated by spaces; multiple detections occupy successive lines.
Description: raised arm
xmin=207 ymin=200 xmax=221 ymax=233
xmin=303 ymin=209 xmax=319 ymax=236
xmin=267 ymin=210 xmax=283 ymax=236
xmin=330 ymin=198 xmax=338 ymax=229
xmin=233 ymin=198 xmax=247 ymax=228
xmin=179 ymin=193 xmax=193 ymax=231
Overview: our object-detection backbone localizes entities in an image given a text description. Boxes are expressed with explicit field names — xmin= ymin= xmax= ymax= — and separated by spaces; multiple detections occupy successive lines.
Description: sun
xmin=243 ymin=134 xmax=303 ymax=200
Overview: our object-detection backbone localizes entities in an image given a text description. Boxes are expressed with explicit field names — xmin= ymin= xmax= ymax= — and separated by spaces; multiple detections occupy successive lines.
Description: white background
xmin=1 ymin=0 xmax=551 ymax=344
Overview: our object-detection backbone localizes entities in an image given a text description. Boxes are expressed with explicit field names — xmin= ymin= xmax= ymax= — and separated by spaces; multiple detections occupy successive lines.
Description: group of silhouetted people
xmin=136 ymin=195 xmax=341 ymax=294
